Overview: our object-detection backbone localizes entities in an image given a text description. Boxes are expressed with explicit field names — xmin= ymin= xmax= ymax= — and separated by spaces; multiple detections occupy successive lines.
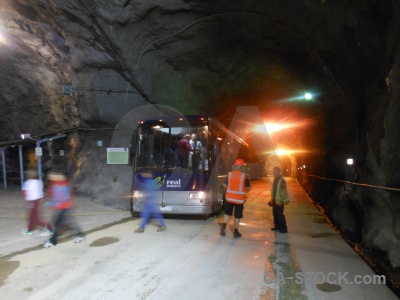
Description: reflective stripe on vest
xmin=226 ymin=171 xmax=246 ymax=204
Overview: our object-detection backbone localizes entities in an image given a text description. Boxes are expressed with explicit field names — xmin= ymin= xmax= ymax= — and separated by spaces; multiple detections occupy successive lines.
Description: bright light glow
xmin=253 ymin=124 xmax=268 ymax=133
xmin=275 ymin=149 xmax=288 ymax=155
xmin=268 ymin=148 xmax=312 ymax=156
xmin=284 ymin=91 xmax=316 ymax=102
xmin=265 ymin=123 xmax=294 ymax=134
xmin=274 ymin=148 xmax=297 ymax=155
xmin=347 ymin=158 xmax=354 ymax=165
xmin=304 ymin=92 xmax=312 ymax=100
xmin=132 ymin=191 xmax=143 ymax=198
xmin=0 ymin=32 xmax=4 ymax=43
xmin=255 ymin=119 xmax=313 ymax=135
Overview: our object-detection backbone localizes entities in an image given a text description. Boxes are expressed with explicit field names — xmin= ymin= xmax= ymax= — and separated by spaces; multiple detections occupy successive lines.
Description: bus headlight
xmin=132 ymin=191 xmax=143 ymax=200
xmin=189 ymin=192 xmax=206 ymax=203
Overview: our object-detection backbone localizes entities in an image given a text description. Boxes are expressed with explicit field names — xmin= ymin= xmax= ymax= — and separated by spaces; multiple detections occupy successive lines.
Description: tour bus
xmin=129 ymin=115 xmax=249 ymax=216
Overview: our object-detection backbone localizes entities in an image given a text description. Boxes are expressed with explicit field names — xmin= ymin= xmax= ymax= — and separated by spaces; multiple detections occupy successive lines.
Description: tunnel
xmin=1 ymin=0 xmax=400 ymax=295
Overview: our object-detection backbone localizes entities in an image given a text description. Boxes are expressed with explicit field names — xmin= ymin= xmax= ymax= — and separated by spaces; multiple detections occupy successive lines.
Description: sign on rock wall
xmin=107 ymin=148 xmax=129 ymax=165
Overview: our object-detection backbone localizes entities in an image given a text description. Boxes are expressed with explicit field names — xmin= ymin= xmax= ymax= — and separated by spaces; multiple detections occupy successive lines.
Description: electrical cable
xmin=72 ymin=0 xmax=152 ymax=103
xmin=306 ymin=174 xmax=400 ymax=192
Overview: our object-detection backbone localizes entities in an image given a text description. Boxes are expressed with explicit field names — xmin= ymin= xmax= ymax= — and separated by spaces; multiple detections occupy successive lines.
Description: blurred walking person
xmin=134 ymin=171 xmax=166 ymax=233
xmin=21 ymin=169 xmax=53 ymax=236
xmin=43 ymin=172 xmax=85 ymax=248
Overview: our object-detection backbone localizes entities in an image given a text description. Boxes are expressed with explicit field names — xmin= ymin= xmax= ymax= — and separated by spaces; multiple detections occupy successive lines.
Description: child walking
xmin=43 ymin=172 xmax=85 ymax=248
xmin=21 ymin=169 xmax=53 ymax=236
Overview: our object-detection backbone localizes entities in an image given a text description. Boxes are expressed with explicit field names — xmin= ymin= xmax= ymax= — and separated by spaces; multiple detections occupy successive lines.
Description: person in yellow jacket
xmin=220 ymin=159 xmax=251 ymax=238
xmin=268 ymin=167 xmax=290 ymax=233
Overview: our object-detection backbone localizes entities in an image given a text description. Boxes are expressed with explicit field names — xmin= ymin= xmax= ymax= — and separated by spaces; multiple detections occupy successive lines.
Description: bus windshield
xmin=134 ymin=123 xmax=209 ymax=172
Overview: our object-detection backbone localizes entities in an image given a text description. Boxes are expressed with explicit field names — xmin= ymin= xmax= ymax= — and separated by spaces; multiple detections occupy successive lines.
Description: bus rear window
xmin=134 ymin=123 xmax=208 ymax=172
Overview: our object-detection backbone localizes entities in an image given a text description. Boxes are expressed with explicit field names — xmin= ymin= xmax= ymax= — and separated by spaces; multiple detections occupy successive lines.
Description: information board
xmin=107 ymin=148 xmax=129 ymax=165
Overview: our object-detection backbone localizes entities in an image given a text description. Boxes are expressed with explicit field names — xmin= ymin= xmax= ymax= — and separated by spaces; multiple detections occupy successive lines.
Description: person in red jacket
xmin=220 ymin=159 xmax=251 ymax=238
xmin=43 ymin=172 xmax=85 ymax=248
xmin=177 ymin=134 xmax=193 ymax=169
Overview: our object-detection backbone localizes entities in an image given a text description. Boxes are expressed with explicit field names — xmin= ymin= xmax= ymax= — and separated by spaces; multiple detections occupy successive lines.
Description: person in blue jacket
xmin=134 ymin=171 xmax=167 ymax=233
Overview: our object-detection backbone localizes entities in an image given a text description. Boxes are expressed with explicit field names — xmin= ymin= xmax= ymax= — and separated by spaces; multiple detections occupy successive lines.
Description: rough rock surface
xmin=1 ymin=0 xmax=400 ymax=292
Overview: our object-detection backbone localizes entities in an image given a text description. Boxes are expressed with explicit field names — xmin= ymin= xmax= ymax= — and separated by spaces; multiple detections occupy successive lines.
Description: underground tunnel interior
xmin=1 ymin=0 xmax=400 ymax=294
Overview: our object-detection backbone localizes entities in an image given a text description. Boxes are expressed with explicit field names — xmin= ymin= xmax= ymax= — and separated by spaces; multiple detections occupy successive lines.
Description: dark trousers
xmin=27 ymin=199 xmax=52 ymax=231
xmin=49 ymin=209 xmax=84 ymax=245
xmin=272 ymin=203 xmax=287 ymax=232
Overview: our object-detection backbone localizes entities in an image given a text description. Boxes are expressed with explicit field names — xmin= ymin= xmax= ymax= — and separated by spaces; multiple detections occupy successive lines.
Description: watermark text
xmin=264 ymin=271 xmax=386 ymax=285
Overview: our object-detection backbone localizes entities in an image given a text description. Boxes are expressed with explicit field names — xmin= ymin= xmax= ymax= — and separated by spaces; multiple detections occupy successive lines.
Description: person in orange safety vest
xmin=220 ymin=158 xmax=251 ymax=238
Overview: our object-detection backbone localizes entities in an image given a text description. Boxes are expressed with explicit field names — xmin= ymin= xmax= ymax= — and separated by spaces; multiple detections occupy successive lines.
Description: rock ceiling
xmin=1 ymin=1 xmax=399 ymax=138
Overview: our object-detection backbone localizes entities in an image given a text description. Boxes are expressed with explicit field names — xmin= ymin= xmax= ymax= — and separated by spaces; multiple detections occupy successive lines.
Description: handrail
xmin=0 ymin=126 xmax=119 ymax=189
xmin=0 ymin=126 xmax=116 ymax=147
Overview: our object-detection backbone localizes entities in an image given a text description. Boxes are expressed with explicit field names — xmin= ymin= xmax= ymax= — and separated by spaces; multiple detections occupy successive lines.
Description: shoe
xmin=73 ymin=236 xmax=85 ymax=243
xmin=233 ymin=231 xmax=242 ymax=238
xmin=157 ymin=226 xmax=167 ymax=232
xmin=43 ymin=241 xmax=54 ymax=248
xmin=41 ymin=229 xmax=53 ymax=236
xmin=21 ymin=229 xmax=33 ymax=235
xmin=271 ymin=228 xmax=280 ymax=231
xmin=134 ymin=227 xmax=144 ymax=233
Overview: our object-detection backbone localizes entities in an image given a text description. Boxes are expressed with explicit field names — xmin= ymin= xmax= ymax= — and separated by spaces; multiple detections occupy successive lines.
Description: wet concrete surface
xmin=0 ymin=178 xmax=398 ymax=299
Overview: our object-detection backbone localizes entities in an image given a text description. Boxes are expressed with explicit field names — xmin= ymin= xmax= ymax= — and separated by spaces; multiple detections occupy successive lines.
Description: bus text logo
xmin=166 ymin=179 xmax=181 ymax=188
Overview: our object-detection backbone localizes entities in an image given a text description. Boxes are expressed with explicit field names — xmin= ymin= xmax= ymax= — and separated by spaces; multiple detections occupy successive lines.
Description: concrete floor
xmin=0 ymin=177 xmax=397 ymax=299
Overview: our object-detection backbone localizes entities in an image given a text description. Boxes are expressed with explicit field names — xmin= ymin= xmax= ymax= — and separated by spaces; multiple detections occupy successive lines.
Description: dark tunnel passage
xmin=1 ymin=0 xmax=400 ymax=295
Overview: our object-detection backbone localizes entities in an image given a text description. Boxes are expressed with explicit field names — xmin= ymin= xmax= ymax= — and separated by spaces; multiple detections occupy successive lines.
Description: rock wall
xmin=298 ymin=48 xmax=400 ymax=290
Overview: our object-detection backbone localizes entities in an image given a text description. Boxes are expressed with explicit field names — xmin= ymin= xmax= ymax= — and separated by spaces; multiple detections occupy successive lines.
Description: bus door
xmin=159 ymin=125 xmax=192 ymax=212
xmin=132 ymin=125 xmax=166 ymax=208
xmin=148 ymin=123 xmax=186 ymax=210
